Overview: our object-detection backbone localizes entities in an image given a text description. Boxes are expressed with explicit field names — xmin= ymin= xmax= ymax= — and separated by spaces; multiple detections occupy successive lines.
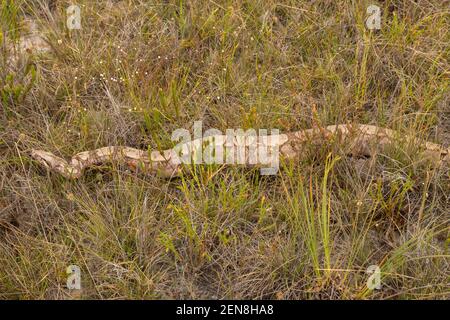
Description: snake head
xmin=30 ymin=149 xmax=81 ymax=179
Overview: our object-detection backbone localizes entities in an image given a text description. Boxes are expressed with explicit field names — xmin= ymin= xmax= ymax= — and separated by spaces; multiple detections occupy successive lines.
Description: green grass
xmin=0 ymin=0 xmax=448 ymax=299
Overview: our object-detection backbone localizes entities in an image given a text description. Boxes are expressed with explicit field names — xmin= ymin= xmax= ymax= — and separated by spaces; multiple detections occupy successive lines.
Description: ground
xmin=0 ymin=0 xmax=449 ymax=299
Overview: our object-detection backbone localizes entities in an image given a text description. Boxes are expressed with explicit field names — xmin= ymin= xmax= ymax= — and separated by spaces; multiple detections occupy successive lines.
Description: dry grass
xmin=0 ymin=0 xmax=449 ymax=299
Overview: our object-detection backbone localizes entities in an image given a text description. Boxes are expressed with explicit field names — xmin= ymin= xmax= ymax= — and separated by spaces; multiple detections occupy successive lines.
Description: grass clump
xmin=0 ymin=0 xmax=448 ymax=299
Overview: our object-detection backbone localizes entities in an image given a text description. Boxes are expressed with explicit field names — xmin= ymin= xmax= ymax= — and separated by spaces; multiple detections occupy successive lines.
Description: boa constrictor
xmin=31 ymin=124 xmax=449 ymax=179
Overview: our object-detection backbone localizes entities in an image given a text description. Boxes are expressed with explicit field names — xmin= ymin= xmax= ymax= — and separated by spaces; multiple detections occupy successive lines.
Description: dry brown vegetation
xmin=0 ymin=0 xmax=449 ymax=299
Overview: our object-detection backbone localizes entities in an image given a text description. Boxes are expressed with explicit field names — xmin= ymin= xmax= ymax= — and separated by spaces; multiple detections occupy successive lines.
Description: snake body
xmin=31 ymin=124 xmax=449 ymax=179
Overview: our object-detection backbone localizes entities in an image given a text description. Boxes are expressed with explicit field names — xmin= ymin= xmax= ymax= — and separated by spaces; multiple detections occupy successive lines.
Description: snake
xmin=30 ymin=124 xmax=449 ymax=179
